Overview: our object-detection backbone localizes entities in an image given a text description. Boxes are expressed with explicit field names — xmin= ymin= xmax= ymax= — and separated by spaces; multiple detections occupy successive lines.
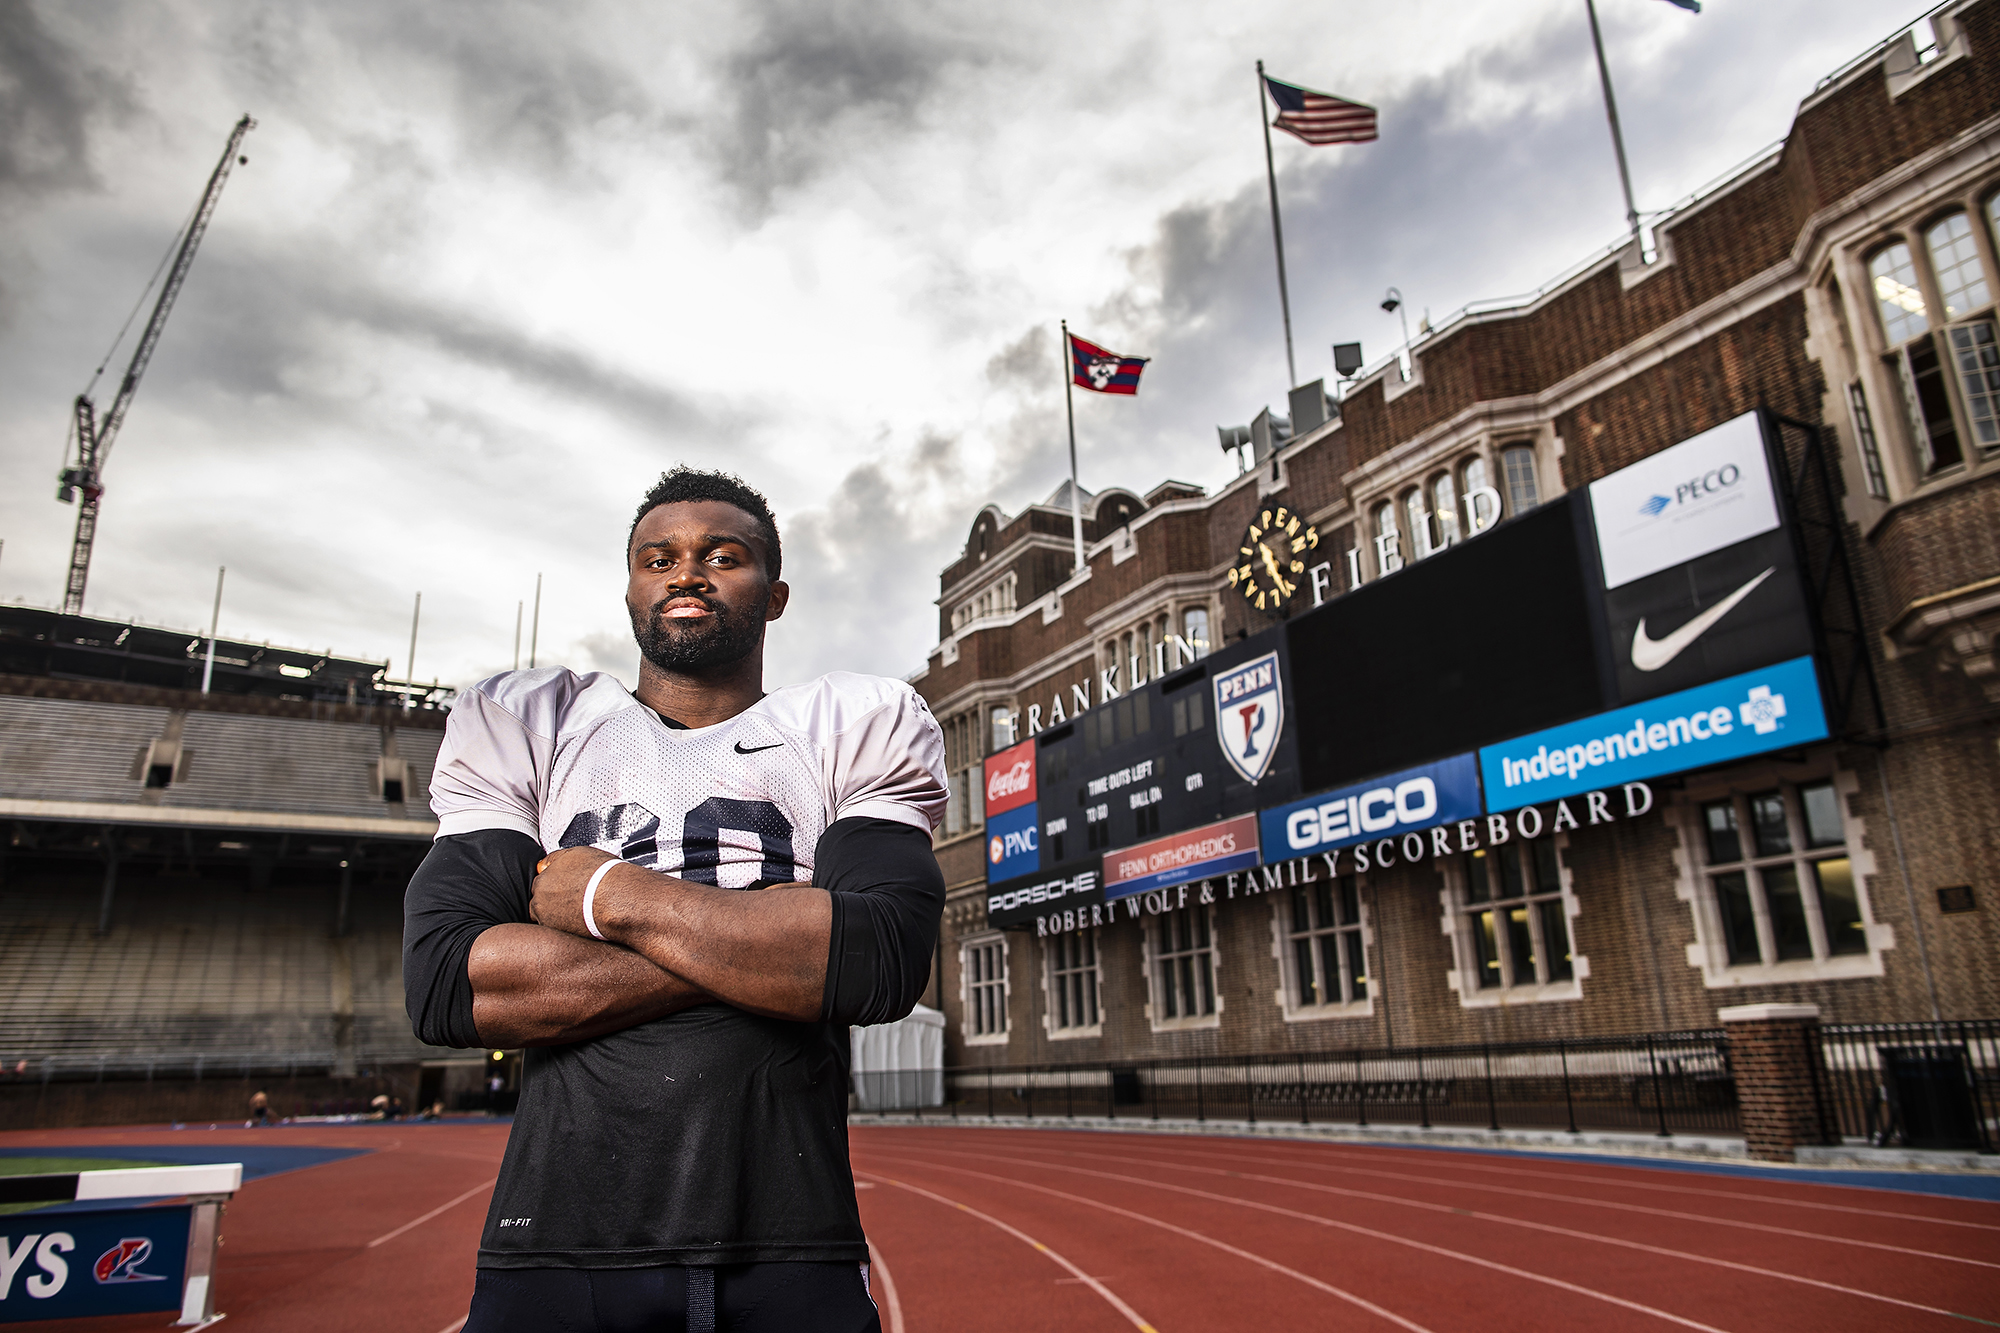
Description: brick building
xmin=910 ymin=3 xmax=2000 ymax=1070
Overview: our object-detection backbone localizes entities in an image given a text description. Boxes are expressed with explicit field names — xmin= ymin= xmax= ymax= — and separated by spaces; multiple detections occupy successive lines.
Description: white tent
xmin=850 ymin=1005 xmax=944 ymax=1111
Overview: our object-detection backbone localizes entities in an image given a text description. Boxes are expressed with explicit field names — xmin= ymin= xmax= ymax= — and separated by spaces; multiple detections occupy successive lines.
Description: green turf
xmin=0 ymin=1156 xmax=173 ymax=1215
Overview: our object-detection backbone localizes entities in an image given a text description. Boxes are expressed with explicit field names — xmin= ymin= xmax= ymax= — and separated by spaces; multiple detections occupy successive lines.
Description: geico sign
xmin=1260 ymin=754 xmax=1483 ymax=858
xmin=1285 ymin=777 xmax=1436 ymax=848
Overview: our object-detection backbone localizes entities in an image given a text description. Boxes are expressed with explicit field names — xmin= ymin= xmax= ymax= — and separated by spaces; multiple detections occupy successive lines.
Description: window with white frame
xmin=990 ymin=706 xmax=1016 ymax=753
xmin=1403 ymin=488 xmax=1433 ymax=561
xmin=1867 ymin=212 xmax=2000 ymax=475
xmin=961 ymin=935 xmax=1010 ymax=1042
xmin=951 ymin=572 xmax=1017 ymax=631
xmin=1181 ymin=606 xmax=1211 ymax=659
xmin=1149 ymin=905 xmax=1218 ymax=1026
xmin=1045 ymin=929 xmax=1101 ymax=1035
xmin=1460 ymin=454 xmax=1501 ymax=533
xmin=1429 ymin=471 xmax=1460 ymax=549
xmin=1372 ymin=499 xmax=1403 ymax=574
xmin=1458 ymin=839 xmax=1573 ymax=991
xmin=1281 ymin=875 xmax=1368 ymax=1013
xmin=1500 ymin=443 xmax=1540 ymax=516
xmin=1698 ymin=781 xmax=1865 ymax=968
xmin=1847 ymin=381 xmax=1890 ymax=499
xmin=940 ymin=710 xmax=986 ymax=837
xmin=1927 ymin=212 xmax=1990 ymax=318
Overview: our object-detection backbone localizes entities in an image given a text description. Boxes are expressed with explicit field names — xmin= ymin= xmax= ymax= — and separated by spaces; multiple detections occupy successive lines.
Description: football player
xmin=404 ymin=468 xmax=946 ymax=1333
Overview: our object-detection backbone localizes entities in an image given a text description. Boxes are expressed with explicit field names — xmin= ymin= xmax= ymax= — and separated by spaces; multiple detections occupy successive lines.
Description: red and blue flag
xmin=1263 ymin=75 xmax=1377 ymax=146
xmin=1069 ymin=333 xmax=1149 ymax=395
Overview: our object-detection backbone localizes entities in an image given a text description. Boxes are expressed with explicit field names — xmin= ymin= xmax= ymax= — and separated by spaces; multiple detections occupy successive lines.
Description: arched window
xmin=1182 ymin=607 xmax=1211 ymax=659
xmin=1373 ymin=500 xmax=1402 ymax=574
xmin=1401 ymin=489 xmax=1428 ymax=560
xmin=1501 ymin=445 xmax=1540 ymax=516
xmin=1429 ymin=472 xmax=1458 ymax=547
xmin=1869 ymin=242 xmax=1929 ymax=346
xmin=1925 ymin=213 xmax=1990 ymax=320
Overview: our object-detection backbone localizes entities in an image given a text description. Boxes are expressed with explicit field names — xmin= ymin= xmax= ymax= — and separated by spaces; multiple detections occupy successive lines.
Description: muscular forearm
xmin=555 ymin=867 xmax=831 ymax=1022
xmin=468 ymin=922 xmax=712 ymax=1046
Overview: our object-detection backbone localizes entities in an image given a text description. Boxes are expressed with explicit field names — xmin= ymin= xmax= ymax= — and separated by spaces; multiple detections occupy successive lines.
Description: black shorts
xmin=462 ymin=1261 xmax=882 ymax=1333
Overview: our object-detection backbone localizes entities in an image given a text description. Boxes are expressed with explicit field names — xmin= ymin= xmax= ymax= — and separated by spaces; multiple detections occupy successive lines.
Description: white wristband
xmin=582 ymin=859 xmax=619 ymax=941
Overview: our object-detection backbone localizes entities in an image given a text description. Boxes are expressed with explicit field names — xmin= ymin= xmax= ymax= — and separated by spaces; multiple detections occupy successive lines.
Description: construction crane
xmin=56 ymin=114 xmax=256 ymax=616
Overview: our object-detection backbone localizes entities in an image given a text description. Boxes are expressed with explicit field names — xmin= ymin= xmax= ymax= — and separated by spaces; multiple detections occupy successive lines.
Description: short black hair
xmin=629 ymin=467 xmax=782 ymax=581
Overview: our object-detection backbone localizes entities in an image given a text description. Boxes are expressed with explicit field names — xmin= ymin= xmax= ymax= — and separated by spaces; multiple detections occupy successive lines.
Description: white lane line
xmin=860 ymin=1173 xmax=1158 ymax=1331
xmin=1069 ymin=1138 xmax=2000 ymax=1269
xmin=904 ymin=1127 xmax=2000 ymax=1233
xmin=909 ymin=1144 xmax=1992 ymax=1330
xmin=875 ymin=1149 xmax=1737 ymax=1333
xmin=368 ymin=1178 xmax=497 ymax=1248
xmin=867 ymin=1240 xmax=905 ymax=1333
xmin=860 ymin=1168 xmax=1160 ymax=1320
xmin=858 ymin=1165 xmax=1438 ymax=1333
xmin=1286 ymin=1141 xmax=2000 ymax=1231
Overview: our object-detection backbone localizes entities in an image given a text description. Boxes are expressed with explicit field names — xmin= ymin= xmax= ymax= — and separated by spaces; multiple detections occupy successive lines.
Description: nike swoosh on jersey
xmin=733 ymin=741 xmax=785 ymax=754
xmin=1630 ymin=567 xmax=1776 ymax=672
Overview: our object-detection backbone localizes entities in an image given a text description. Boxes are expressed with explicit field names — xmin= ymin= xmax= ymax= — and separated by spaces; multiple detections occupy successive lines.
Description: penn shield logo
xmin=93 ymin=1238 xmax=167 ymax=1285
xmin=1212 ymin=651 xmax=1284 ymax=784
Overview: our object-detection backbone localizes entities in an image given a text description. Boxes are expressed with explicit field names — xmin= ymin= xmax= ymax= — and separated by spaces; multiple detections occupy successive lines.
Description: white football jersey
xmin=430 ymin=667 xmax=948 ymax=879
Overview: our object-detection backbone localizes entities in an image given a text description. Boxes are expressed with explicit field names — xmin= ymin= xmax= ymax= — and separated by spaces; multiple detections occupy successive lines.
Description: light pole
xmin=1382 ymin=288 xmax=1413 ymax=379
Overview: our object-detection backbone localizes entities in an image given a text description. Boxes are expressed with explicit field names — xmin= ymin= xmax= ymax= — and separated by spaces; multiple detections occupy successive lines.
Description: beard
xmin=630 ymin=590 xmax=769 ymax=675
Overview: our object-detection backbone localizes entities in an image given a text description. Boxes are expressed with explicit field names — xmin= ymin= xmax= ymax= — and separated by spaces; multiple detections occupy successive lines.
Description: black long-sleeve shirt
xmin=402 ymin=817 xmax=944 ymax=1268
xmin=401 ymin=667 xmax=949 ymax=1270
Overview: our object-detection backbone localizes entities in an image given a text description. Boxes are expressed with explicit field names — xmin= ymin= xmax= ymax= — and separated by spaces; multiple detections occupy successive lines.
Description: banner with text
xmin=1478 ymin=655 xmax=1828 ymax=811
xmin=1103 ymin=813 xmax=1261 ymax=900
xmin=1258 ymin=753 xmax=1483 ymax=860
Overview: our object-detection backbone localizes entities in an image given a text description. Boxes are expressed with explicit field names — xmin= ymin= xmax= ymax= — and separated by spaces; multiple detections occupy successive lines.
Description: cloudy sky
xmin=0 ymin=0 xmax=1927 ymax=691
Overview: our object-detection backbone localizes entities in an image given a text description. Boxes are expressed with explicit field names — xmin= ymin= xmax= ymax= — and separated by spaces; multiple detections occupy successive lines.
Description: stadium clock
xmin=1227 ymin=506 xmax=1319 ymax=615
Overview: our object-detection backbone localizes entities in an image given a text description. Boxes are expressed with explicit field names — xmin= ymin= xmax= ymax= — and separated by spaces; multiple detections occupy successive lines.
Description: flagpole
xmin=1585 ymin=0 xmax=1643 ymax=255
xmin=1060 ymin=320 xmax=1085 ymax=575
xmin=1256 ymin=60 xmax=1298 ymax=389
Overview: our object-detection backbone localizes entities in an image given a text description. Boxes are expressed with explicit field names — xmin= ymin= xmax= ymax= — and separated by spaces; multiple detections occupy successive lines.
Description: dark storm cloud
xmin=0 ymin=2 xmax=126 ymax=197
xmin=227 ymin=2 xmax=654 ymax=186
xmin=986 ymin=324 xmax=1053 ymax=394
xmin=142 ymin=238 xmax=727 ymax=441
xmin=773 ymin=426 xmax=969 ymax=681
xmin=708 ymin=2 xmax=991 ymax=216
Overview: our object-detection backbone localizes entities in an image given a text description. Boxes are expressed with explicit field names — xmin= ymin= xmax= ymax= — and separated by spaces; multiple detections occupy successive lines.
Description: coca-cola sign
xmin=983 ymin=739 xmax=1037 ymax=818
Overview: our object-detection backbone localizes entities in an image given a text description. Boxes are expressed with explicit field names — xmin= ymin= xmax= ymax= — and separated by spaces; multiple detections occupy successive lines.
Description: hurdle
xmin=0 ymin=1162 xmax=242 ymax=1327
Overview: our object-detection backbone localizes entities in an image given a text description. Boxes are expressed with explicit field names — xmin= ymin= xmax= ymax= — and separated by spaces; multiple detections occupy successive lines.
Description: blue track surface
xmin=1 ymin=1142 xmax=371 ymax=1212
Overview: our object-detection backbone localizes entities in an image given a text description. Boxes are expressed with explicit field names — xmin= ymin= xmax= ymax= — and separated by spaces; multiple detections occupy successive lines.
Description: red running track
xmin=4 ymin=1120 xmax=1998 ymax=1331
xmin=847 ymin=1125 xmax=2000 ymax=1333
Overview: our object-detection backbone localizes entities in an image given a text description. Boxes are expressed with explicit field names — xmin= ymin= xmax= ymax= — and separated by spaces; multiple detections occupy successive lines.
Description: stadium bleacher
xmin=0 ymin=608 xmax=475 ymax=1127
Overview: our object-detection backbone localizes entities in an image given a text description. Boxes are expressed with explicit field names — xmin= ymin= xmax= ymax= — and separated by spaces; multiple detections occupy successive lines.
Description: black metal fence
xmin=868 ymin=1030 xmax=1739 ymax=1137
xmin=1815 ymin=1020 xmax=2000 ymax=1152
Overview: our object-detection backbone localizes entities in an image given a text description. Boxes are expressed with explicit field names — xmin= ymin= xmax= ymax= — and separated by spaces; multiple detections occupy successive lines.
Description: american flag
xmin=1068 ymin=333 xmax=1149 ymax=395
xmin=1263 ymin=75 xmax=1378 ymax=146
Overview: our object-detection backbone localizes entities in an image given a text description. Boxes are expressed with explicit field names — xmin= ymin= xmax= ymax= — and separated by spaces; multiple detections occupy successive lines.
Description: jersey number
xmin=681 ymin=798 xmax=797 ymax=888
xmin=557 ymin=799 xmax=797 ymax=887
xmin=557 ymin=804 xmax=660 ymax=864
